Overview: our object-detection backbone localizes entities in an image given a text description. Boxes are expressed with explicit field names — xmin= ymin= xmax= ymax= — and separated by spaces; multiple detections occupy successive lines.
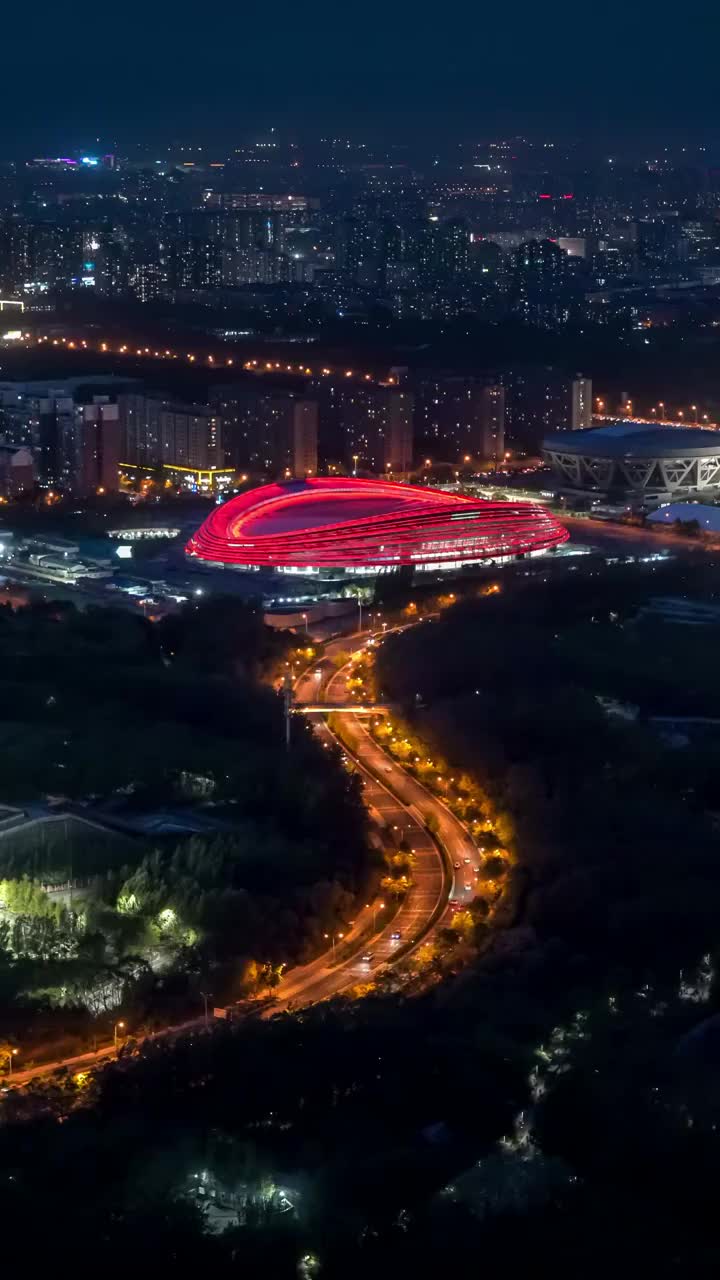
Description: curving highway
xmin=270 ymin=629 xmax=474 ymax=1010
xmin=7 ymin=625 xmax=474 ymax=1086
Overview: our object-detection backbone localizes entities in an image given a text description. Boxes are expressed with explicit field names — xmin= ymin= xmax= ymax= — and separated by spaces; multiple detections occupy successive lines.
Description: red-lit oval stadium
xmin=185 ymin=477 xmax=568 ymax=571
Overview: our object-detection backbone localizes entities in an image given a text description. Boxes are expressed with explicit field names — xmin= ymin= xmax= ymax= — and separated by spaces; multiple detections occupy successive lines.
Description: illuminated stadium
xmin=186 ymin=477 xmax=568 ymax=577
xmin=544 ymin=423 xmax=720 ymax=500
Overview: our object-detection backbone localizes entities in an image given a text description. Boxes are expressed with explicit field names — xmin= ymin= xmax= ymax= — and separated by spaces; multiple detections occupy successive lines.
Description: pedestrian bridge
xmin=293 ymin=704 xmax=389 ymax=716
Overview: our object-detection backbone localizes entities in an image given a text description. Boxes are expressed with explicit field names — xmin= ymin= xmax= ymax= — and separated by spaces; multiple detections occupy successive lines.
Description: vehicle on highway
xmin=390 ymin=931 xmax=401 ymax=941
xmin=383 ymin=764 xmax=392 ymax=772
xmin=464 ymin=857 xmax=471 ymax=864
xmin=361 ymin=952 xmax=374 ymax=965
xmin=464 ymin=883 xmax=472 ymax=893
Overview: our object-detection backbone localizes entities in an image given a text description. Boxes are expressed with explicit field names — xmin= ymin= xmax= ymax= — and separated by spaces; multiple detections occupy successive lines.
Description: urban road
xmin=7 ymin=624 xmax=471 ymax=1090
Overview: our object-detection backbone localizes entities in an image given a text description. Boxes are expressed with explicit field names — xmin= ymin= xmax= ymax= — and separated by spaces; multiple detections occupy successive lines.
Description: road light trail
xmin=7 ymin=625 xmax=467 ymax=1088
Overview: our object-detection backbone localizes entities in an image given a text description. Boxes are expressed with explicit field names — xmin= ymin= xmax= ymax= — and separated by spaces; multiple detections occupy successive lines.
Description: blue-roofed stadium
xmin=543 ymin=421 xmax=720 ymax=499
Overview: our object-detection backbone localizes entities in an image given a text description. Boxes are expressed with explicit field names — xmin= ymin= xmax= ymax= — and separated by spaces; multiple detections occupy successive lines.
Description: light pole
xmin=324 ymin=931 xmax=344 ymax=961
xmin=352 ymin=454 xmax=359 ymax=476
xmin=302 ymin=612 xmax=308 ymax=635
xmin=372 ymin=901 xmax=385 ymax=929
xmin=200 ymin=991 xmax=213 ymax=1030
xmin=7 ymin=1048 xmax=18 ymax=1076
xmin=283 ymin=669 xmax=293 ymax=751
xmin=358 ymin=598 xmax=363 ymax=632
xmin=114 ymin=1020 xmax=125 ymax=1051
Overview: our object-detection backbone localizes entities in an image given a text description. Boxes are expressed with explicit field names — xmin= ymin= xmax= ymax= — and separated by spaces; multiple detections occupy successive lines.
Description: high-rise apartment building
xmin=571 ymin=375 xmax=592 ymax=430
xmin=503 ymin=367 xmax=591 ymax=451
xmin=74 ymin=401 xmax=120 ymax=495
xmin=119 ymin=393 xmax=222 ymax=472
xmin=20 ymin=394 xmax=119 ymax=493
xmin=315 ymin=383 xmax=413 ymax=474
xmin=212 ymin=386 xmax=318 ymax=477
xmin=413 ymin=375 xmax=505 ymax=462
xmin=159 ymin=404 xmax=222 ymax=472
xmin=36 ymin=396 xmax=76 ymax=487
xmin=0 ymin=377 xmax=136 ymax=490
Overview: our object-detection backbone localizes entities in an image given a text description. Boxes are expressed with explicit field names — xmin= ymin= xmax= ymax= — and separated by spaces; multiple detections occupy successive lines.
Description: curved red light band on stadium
xmin=185 ymin=477 xmax=569 ymax=569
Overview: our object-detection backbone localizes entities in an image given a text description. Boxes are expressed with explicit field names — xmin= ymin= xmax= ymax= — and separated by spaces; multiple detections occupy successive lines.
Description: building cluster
xmin=0 ymin=362 xmax=592 ymax=496
xmin=2 ymin=140 xmax=720 ymax=330
xmin=0 ymin=363 xmax=591 ymax=496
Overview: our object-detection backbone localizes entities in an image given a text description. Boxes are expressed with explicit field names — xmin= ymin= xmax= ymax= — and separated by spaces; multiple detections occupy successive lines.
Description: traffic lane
xmin=278 ymin=635 xmax=450 ymax=1005
xmin=272 ymin=719 xmax=444 ymax=1002
xmin=335 ymin=707 xmax=475 ymax=856
xmin=562 ymin=515 xmax=710 ymax=556
xmin=330 ymin=703 xmax=476 ymax=906
xmin=331 ymin=738 xmax=448 ymax=939
xmin=8 ymin=1014 xmax=207 ymax=1088
xmin=307 ymin=722 xmax=447 ymax=961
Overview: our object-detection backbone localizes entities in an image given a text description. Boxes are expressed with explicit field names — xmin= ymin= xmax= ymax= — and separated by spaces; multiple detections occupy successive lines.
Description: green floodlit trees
xmin=0 ymin=599 xmax=374 ymax=1052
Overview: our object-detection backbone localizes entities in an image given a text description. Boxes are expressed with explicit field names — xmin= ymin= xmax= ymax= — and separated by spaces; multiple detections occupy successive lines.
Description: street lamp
xmin=7 ymin=1048 xmax=18 ymax=1076
xmin=352 ymin=454 xmax=359 ymax=476
xmin=114 ymin=1020 xmax=125 ymax=1051
xmin=302 ymin=612 xmax=308 ymax=635
xmin=324 ymin=931 xmax=344 ymax=960
xmin=372 ymin=901 xmax=385 ymax=929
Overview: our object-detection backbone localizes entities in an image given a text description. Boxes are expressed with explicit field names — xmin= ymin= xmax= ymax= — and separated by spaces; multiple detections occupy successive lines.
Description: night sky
xmin=2 ymin=0 xmax=717 ymax=152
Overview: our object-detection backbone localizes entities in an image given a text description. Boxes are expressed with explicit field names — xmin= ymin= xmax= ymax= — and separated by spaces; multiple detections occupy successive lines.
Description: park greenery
xmin=4 ymin=558 xmax=720 ymax=1271
xmin=0 ymin=596 xmax=374 ymax=1059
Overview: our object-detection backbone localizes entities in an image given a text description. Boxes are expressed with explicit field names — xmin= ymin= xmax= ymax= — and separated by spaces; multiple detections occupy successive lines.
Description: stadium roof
xmin=186 ymin=477 xmax=568 ymax=569
xmin=648 ymin=502 xmax=720 ymax=531
xmin=544 ymin=422 xmax=720 ymax=459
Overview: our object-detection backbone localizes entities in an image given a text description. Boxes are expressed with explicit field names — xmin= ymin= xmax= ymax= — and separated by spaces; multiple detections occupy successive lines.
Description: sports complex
xmin=543 ymin=422 xmax=720 ymax=501
xmin=186 ymin=476 xmax=568 ymax=578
